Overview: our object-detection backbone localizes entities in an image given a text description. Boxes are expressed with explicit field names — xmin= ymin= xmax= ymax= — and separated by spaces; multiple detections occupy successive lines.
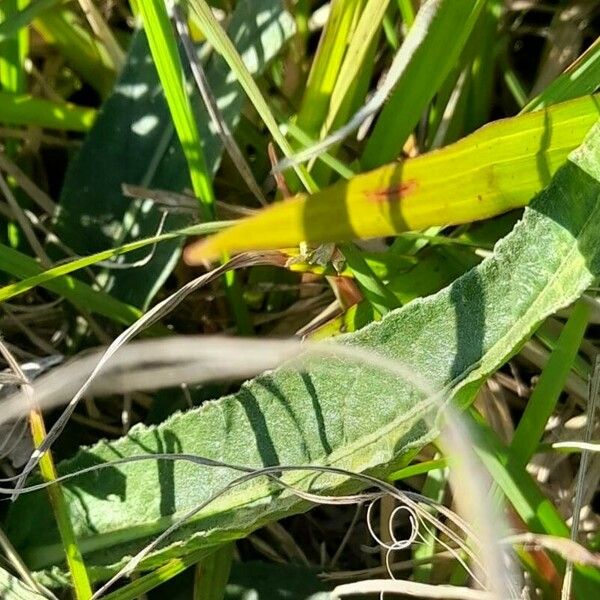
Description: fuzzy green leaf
xmin=0 ymin=567 xmax=46 ymax=600
xmin=53 ymin=0 xmax=294 ymax=309
xmin=8 ymin=123 xmax=600 ymax=586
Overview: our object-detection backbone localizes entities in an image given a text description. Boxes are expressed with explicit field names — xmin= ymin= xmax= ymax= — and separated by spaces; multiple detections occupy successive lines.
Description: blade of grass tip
xmin=171 ymin=2 xmax=266 ymax=205
xmin=0 ymin=221 xmax=231 ymax=303
xmin=523 ymin=36 xmax=600 ymax=113
xmin=0 ymin=341 xmax=92 ymax=600
xmin=500 ymin=52 xmax=528 ymax=110
xmin=193 ymin=543 xmax=233 ymax=600
xmin=0 ymin=242 xmax=144 ymax=326
xmin=509 ymin=300 xmax=590 ymax=469
xmin=561 ymin=356 xmax=600 ymax=600
xmin=135 ymin=0 xmax=251 ymax=333
xmin=388 ymin=457 xmax=450 ymax=481
xmin=186 ymin=0 xmax=317 ymax=193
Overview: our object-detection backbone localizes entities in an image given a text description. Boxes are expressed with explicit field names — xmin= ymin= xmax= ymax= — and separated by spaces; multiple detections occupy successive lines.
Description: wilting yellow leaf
xmin=185 ymin=95 xmax=599 ymax=264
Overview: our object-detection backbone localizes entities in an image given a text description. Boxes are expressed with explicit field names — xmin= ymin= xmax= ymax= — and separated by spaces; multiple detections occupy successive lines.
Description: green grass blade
xmin=296 ymin=0 xmax=365 ymax=138
xmin=523 ymin=36 xmax=600 ymax=112
xmin=0 ymin=221 xmax=230 ymax=303
xmin=322 ymin=0 xmax=389 ymax=138
xmin=102 ymin=548 xmax=208 ymax=600
xmin=468 ymin=410 xmax=600 ymax=596
xmin=340 ymin=242 xmax=400 ymax=316
xmin=34 ymin=8 xmax=116 ymax=98
xmin=186 ymin=0 xmax=317 ymax=193
xmin=28 ymin=413 xmax=93 ymax=600
xmin=136 ymin=0 xmax=251 ymax=332
xmin=0 ymin=0 xmax=56 ymax=42
xmin=193 ymin=544 xmax=233 ymax=600
xmin=361 ymin=0 xmax=487 ymax=169
xmin=509 ymin=300 xmax=590 ymax=468
xmin=0 ymin=92 xmax=96 ymax=131
xmin=396 ymin=0 xmax=415 ymax=27
xmin=135 ymin=0 xmax=214 ymax=217
xmin=0 ymin=243 xmax=143 ymax=325
xmin=412 ymin=458 xmax=448 ymax=583
xmin=0 ymin=0 xmax=28 ymax=95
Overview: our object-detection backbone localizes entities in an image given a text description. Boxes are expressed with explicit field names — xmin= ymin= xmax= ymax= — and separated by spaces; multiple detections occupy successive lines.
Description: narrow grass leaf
xmin=0 ymin=243 xmax=143 ymax=326
xmin=361 ymin=0 xmax=486 ymax=169
xmin=321 ymin=0 xmax=390 ymax=138
xmin=0 ymin=0 xmax=56 ymax=41
xmin=135 ymin=0 xmax=214 ymax=216
xmin=0 ymin=93 xmax=96 ymax=131
xmin=193 ymin=543 xmax=233 ymax=600
xmin=509 ymin=300 xmax=590 ymax=468
xmin=0 ymin=222 xmax=230 ymax=303
xmin=523 ymin=37 xmax=600 ymax=112
xmin=296 ymin=0 xmax=365 ymax=138
xmin=468 ymin=410 xmax=600 ymax=596
xmin=187 ymin=0 xmax=316 ymax=192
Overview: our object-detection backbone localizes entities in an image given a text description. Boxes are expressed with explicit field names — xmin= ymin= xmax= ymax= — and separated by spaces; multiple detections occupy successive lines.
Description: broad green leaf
xmin=8 ymin=123 xmax=600 ymax=584
xmin=0 ymin=567 xmax=46 ymax=600
xmin=53 ymin=0 xmax=294 ymax=308
xmin=186 ymin=95 xmax=600 ymax=261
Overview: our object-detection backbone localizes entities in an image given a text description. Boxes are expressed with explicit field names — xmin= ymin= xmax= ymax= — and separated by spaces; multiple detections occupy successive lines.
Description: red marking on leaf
xmin=364 ymin=179 xmax=419 ymax=203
